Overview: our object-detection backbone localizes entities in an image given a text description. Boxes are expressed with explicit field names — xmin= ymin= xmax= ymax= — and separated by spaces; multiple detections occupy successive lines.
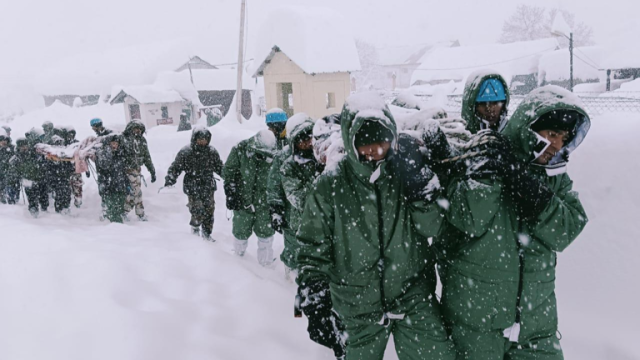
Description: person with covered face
xmin=10 ymin=138 xmax=48 ymax=217
xmin=224 ymin=129 xmax=277 ymax=265
xmin=461 ymin=70 xmax=511 ymax=133
xmin=121 ymin=120 xmax=156 ymax=221
xmin=165 ymin=127 xmax=224 ymax=241
xmin=440 ymin=85 xmax=590 ymax=360
xmin=267 ymin=113 xmax=323 ymax=274
xmin=295 ymin=93 xmax=455 ymax=360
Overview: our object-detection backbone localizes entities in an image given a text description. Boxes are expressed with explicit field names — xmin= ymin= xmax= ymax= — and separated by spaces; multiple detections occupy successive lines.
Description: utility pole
xmin=235 ymin=0 xmax=247 ymax=124
xmin=569 ymin=32 xmax=574 ymax=92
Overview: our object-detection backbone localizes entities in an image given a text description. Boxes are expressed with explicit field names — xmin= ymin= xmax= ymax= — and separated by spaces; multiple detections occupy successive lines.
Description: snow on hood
xmin=340 ymin=92 xmax=397 ymax=177
xmin=254 ymin=129 xmax=277 ymax=150
xmin=501 ymin=85 xmax=590 ymax=171
xmin=285 ymin=113 xmax=314 ymax=140
xmin=190 ymin=126 xmax=212 ymax=146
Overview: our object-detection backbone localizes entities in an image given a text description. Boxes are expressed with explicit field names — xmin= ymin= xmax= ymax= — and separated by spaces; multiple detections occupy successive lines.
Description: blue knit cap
xmin=90 ymin=118 xmax=103 ymax=126
xmin=476 ymin=78 xmax=507 ymax=102
xmin=265 ymin=109 xmax=288 ymax=123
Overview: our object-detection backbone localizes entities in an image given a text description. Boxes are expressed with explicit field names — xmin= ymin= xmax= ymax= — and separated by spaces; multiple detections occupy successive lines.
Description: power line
xmin=574 ymin=48 xmax=600 ymax=69
xmin=413 ymin=47 xmax=558 ymax=71
xmin=210 ymin=58 xmax=255 ymax=67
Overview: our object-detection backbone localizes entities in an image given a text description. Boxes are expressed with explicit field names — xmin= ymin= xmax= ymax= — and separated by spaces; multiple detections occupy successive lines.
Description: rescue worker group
xmin=0 ymin=72 xmax=590 ymax=360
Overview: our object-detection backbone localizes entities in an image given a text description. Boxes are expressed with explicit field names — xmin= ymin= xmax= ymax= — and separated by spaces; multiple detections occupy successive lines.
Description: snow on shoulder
xmin=252 ymin=6 xmax=361 ymax=76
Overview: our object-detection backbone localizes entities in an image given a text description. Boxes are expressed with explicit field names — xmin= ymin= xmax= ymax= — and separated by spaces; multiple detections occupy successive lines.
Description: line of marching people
xmin=0 ymin=118 xmax=157 ymax=222
xmin=0 ymin=69 xmax=591 ymax=360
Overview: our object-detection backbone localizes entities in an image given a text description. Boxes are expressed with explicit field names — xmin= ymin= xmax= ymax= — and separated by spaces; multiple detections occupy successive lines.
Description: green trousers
xmin=449 ymin=324 xmax=563 ymax=360
xmin=232 ymin=207 xmax=274 ymax=240
xmin=104 ymin=192 xmax=126 ymax=223
xmin=344 ymin=297 xmax=455 ymax=360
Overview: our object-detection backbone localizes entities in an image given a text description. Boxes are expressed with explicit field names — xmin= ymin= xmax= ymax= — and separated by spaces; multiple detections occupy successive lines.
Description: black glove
xmin=270 ymin=204 xmax=287 ymax=233
xmin=422 ymin=125 xmax=451 ymax=166
xmin=150 ymin=173 xmax=157 ymax=183
xmin=85 ymin=171 xmax=91 ymax=178
xmin=164 ymin=176 xmax=175 ymax=188
xmin=392 ymin=134 xmax=439 ymax=203
xmin=298 ymin=280 xmax=345 ymax=359
xmin=468 ymin=132 xmax=553 ymax=220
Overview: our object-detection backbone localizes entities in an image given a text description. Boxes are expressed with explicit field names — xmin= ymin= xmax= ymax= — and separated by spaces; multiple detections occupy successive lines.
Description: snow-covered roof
xmin=34 ymin=38 xmax=215 ymax=96
xmin=411 ymin=38 xmax=559 ymax=85
xmin=110 ymin=86 xmax=184 ymax=105
xmin=538 ymin=47 xmax=604 ymax=82
xmin=252 ymin=7 xmax=361 ymax=77
xmin=176 ymin=56 xmax=218 ymax=72
xmin=154 ymin=72 xmax=202 ymax=105
xmin=175 ymin=69 xmax=254 ymax=91
xmin=600 ymin=47 xmax=640 ymax=70
xmin=110 ymin=71 xmax=204 ymax=106
xmin=377 ymin=42 xmax=456 ymax=67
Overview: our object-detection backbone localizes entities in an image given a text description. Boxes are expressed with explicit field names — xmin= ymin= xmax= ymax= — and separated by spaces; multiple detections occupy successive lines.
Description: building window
xmin=161 ymin=106 xmax=169 ymax=119
xmin=129 ymin=104 xmax=141 ymax=120
xmin=326 ymin=92 xmax=336 ymax=109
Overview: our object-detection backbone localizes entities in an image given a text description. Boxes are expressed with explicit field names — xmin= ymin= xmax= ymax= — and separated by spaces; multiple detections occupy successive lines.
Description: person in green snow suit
xmin=224 ymin=129 xmax=277 ymax=265
xmin=461 ymin=70 xmax=511 ymax=134
xmin=267 ymin=114 xmax=322 ymax=272
xmin=95 ymin=134 xmax=130 ymax=223
xmin=295 ymin=93 xmax=456 ymax=360
xmin=0 ymin=131 xmax=19 ymax=204
xmin=439 ymin=85 xmax=590 ymax=360
xmin=10 ymin=138 xmax=49 ymax=217
xmin=165 ymin=127 xmax=224 ymax=240
xmin=121 ymin=120 xmax=156 ymax=221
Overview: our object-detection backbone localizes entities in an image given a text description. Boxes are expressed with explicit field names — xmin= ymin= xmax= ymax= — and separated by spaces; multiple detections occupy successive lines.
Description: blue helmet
xmin=90 ymin=118 xmax=103 ymax=126
xmin=265 ymin=109 xmax=288 ymax=124
xmin=476 ymin=78 xmax=507 ymax=103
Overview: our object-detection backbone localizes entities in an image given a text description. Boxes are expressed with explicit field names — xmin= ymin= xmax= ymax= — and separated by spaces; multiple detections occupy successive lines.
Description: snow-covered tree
xmin=499 ymin=5 xmax=594 ymax=48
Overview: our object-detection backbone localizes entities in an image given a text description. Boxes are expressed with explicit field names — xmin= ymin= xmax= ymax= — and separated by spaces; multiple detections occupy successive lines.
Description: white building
xmin=252 ymin=7 xmax=361 ymax=119
xmin=110 ymin=72 xmax=202 ymax=128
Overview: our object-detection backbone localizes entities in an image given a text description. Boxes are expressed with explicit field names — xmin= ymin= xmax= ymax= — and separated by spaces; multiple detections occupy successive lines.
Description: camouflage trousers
xmin=69 ymin=173 xmax=83 ymax=207
xmin=124 ymin=168 xmax=145 ymax=217
xmin=188 ymin=193 xmax=215 ymax=236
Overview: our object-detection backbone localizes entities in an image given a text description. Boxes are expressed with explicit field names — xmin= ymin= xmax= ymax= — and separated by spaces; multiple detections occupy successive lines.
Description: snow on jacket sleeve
xmin=446 ymin=176 xmax=503 ymax=238
xmin=531 ymin=173 xmax=588 ymax=252
xmin=142 ymin=139 xmax=156 ymax=177
xmin=222 ymin=145 xmax=242 ymax=199
xmin=165 ymin=148 xmax=187 ymax=185
xmin=266 ymin=155 xmax=285 ymax=207
xmin=295 ymin=178 xmax=335 ymax=285
xmin=211 ymin=147 xmax=224 ymax=178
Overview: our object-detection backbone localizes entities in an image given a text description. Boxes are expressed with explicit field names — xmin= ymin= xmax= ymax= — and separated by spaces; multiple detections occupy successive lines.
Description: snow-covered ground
xmin=0 ymin=103 xmax=639 ymax=359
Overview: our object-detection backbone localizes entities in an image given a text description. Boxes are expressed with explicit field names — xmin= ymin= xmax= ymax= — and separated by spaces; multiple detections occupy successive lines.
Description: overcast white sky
xmin=0 ymin=0 xmax=637 ymax=84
